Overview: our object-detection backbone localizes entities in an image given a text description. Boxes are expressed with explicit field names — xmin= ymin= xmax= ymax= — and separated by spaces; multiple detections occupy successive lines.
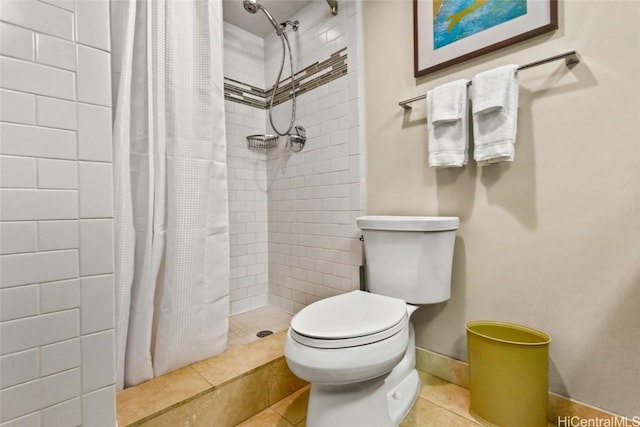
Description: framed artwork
xmin=414 ymin=0 xmax=558 ymax=77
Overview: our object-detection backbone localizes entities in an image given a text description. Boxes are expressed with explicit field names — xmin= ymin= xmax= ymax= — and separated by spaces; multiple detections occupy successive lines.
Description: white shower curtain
xmin=111 ymin=0 xmax=229 ymax=390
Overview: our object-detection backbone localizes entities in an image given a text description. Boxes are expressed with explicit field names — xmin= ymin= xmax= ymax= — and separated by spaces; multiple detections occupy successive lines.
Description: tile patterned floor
xmin=228 ymin=307 xmax=560 ymax=427
xmin=238 ymin=371 xmax=559 ymax=427
xmin=228 ymin=305 xmax=293 ymax=349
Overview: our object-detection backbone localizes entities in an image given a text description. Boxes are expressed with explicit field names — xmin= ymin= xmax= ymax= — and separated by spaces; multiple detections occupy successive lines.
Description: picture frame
xmin=414 ymin=0 xmax=558 ymax=78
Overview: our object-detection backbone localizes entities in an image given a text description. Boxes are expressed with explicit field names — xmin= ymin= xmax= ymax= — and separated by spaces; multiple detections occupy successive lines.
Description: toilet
xmin=284 ymin=215 xmax=459 ymax=427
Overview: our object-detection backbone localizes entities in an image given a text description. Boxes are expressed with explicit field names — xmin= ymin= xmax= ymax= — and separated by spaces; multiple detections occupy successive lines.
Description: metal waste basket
xmin=466 ymin=321 xmax=550 ymax=427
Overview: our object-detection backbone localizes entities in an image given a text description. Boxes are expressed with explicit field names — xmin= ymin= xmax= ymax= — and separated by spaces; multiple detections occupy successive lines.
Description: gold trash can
xmin=466 ymin=321 xmax=550 ymax=427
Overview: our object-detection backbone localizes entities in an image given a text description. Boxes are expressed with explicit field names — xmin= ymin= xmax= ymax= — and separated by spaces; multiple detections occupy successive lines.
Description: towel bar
xmin=398 ymin=51 xmax=580 ymax=110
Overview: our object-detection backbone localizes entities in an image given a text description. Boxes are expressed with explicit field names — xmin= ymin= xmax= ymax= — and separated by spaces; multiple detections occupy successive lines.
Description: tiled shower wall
xmin=265 ymin=1 xmax=364 ymax=312
xmin=223 ymin=2 xmax=364 ymax=314
xmin=223 ymin=23 xmax=270 ymax=315
xmin=0 ymin=1 xmax=116 ymax=425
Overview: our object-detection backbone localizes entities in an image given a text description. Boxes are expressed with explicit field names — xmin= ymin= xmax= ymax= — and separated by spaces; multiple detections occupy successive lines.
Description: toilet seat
xmin=290 ymin=290 xmax=408 ymax=349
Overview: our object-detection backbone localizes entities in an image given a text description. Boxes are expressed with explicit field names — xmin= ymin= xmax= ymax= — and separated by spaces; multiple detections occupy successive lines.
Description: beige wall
xmin=362 ymin=0 xmax=640 ymax=417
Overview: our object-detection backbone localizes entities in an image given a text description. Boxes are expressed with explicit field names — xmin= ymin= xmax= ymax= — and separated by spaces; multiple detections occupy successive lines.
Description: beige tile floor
xmin=229 ymin=307 xmax=560 ymax=427
xmin=237 ymin=372 xmax=479 ymax=427
xmin=238 ymin=371 xmax=559 ymax=427
xmin=228 ymin=305 xmax=293 ymax=349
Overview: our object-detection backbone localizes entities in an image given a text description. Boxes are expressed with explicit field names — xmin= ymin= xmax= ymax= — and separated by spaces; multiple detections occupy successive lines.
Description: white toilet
xmin=284 ymin=215 xmax=459 ymax=427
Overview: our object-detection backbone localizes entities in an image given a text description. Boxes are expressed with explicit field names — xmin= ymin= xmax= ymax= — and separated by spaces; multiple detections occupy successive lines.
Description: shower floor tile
xmin=228 ymin=305 xmax=293 ymax=349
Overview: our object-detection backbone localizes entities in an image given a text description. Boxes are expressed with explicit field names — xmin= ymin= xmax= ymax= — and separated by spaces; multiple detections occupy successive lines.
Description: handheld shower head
xmin=242 ymin=0 xmax=259 ymax=14
xmin=242 ymin=0 xmax=282 ymax=35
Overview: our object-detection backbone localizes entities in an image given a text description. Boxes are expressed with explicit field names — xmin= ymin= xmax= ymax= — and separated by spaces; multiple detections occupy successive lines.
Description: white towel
xmin=472 ymin=64 xmax=519 ymax=166
xmin=426 ymin=79 xmax=470 ymax=168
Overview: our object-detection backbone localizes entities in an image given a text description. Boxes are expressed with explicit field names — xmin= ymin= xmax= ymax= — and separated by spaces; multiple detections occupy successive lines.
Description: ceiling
xmin=222 ymin=0 xmax=314 ymax=38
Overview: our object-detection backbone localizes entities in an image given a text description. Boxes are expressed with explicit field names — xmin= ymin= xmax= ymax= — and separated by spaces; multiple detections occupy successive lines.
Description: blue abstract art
xmin=433 ymin=0 xmax=527 ymax=49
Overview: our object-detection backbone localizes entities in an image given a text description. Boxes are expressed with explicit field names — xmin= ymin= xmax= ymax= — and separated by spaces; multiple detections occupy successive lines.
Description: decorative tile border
xmin=224 ymin=78 xmax=267 ymax=110
xmin=224 ymin=48 xmax=348 ymax=109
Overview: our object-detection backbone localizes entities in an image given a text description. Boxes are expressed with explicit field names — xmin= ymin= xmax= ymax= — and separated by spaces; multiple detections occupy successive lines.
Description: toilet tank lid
xmin=356 ymin=216 xmax=459 ymax=231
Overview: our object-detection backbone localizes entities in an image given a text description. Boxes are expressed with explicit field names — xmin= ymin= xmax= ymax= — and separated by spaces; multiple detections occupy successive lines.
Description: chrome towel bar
xmin=398 ymin=50 xmax=580 ymax=110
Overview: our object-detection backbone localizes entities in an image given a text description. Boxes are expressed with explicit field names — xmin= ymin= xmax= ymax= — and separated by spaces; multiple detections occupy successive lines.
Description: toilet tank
xmin=356 ymin=216 xmax=459 ymax=304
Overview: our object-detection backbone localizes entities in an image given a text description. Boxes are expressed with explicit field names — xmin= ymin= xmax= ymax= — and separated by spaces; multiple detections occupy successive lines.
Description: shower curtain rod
xmin=398 ymin=50 xmax=580 ymax=110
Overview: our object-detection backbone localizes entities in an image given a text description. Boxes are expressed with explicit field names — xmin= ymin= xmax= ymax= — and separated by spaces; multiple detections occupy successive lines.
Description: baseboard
xmin=415 ymin=346 xmax=631 ymax=425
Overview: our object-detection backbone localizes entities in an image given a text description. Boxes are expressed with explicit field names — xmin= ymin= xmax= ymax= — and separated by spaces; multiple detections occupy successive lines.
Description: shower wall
xmin=0 ymin=0 xmax=115 ymax=424
xmin=223 ymin=23 xmax=270 ymax=315
xmin=223 ymin=1 xmax=364 ymax=314
xmin=265 ymin=1 xmax=364 ymax=312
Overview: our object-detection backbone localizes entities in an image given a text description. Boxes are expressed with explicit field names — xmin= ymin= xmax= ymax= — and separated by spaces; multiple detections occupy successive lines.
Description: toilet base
xmin=305 ymin=369 xmax=420 ymax=427
xmin=387 ymin=369 xmax=420 ymax=425
xmin=305 ymin=325 xmax=420 ymax=427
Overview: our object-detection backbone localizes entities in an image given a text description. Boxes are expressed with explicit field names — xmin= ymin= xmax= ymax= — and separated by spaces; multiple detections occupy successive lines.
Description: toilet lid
xmin=290 ymin=290 xmax=408 ymax=347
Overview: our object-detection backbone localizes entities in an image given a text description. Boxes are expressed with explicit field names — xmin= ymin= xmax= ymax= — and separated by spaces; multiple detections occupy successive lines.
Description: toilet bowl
xmin=286 ymin=291 xmax=411 ymax=383
xmin=285 ymin=291 xmax=421 ymax=427
xmin=284 ymin=216 xmax=459 ymax=427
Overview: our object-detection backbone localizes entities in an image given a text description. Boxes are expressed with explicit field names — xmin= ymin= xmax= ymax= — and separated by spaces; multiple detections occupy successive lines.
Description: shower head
xmin=243 ymin=0 xmax=259 ymax=14
xmin=242 ymin=0 xmax=282 ymax=35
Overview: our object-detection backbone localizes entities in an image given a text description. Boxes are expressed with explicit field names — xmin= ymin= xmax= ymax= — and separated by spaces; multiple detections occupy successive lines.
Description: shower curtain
xmin=111 ymin=0 xmax=230 ymax=390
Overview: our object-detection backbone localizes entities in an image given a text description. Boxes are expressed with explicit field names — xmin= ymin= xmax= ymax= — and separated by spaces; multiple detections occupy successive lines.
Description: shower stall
xmin=112 ymin=0 xmax=364 ymax=388
xmin=224 ymin=0 xmax=364 ymax=316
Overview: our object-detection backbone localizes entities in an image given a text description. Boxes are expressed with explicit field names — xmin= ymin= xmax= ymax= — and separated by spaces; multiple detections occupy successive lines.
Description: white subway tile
xmin=0 ymin=222 xmax=37 ymax=255
xmin=0 ymin=23 xmax=34 ymax=61
xmin=0 ymin=57 xmax=75 ymax=100
xmin=0 ymin=368 xmax=80 ymax=422
xmin=0 ymin=123 xmax=76 ymax=160
xmin=349 ymin=154 xmax=361 ymax=183
xmin=36 ymin=34 xmax=76 ymax=71
xmin=36 ymin=97 xmax=77 ymax=130
xmin=38 ymin=220 xmax=78 ymax=251
xmin=0 ymin=89 xmax=36 ymax=125
xmin=0 ymin=285 xmax=38 ymax=321
xmin=41 ymin=398 xmax=81 ymax=427
xmin=0 ymin=0 xmax=117 ymax=421
xmin=0 ymin=0 xmax=74 ymax=40
xmin=0 ymin=381 xmax=35 ymax=422
xmin=79 ymin=162 xmax=113 ymax=218
xmin=235 ymin=10 xmax=363 ymax=313
xmin=0 ymin=309 xmax=79 ymax=355
xmin=37 ymin=159 xmax=78 ymax=189
xmin=79 ymin=220 xmax=113 ymax=276
xmin=230 ymin=288 xmax=247 ymax=302
xmin=80 ymin=275 xmax=114 ymax=334
xmin=81 ymin=330 xmax=114 ymax=392
xmin=0 ymin=349 xmax=39 ymax=389
xmin=42 ymin=369 xmax=81 ymax=412
xmin=331 ymin=156 xmax=349 ymax=172
xmin=0 ymin=413 xmax=40 ymax=427
xmin=76 ymin=46 xmax=111 ymax=106
xmin=0 ymin=189 xmax=77 ymax=221
xmin=40 ymin=338 xmax=80 ymax=376
xmin=40 ymin=279 xmax=80 ymax=314
xmin=349 ymin=126 xmax=360 ymax=155
xmin=0 ymin=156 xmax=36 ymax=188
xmin=75 ymin=0 xmax=110 ymax=51
xmin=230 ymin=298 xmax=252 ymax=315
xmin=77 ymin=103 xmax=112 ymax=161
xmin=0 ymin=250 xmax=78 ymax=288
xmin=82 ymin=385 xmax=116 ymax=427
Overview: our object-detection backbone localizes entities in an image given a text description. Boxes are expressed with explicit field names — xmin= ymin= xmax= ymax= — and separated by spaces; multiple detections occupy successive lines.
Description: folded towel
xmin=472 ymin=64 xmax=519 ymax=166
xmin=427 ymin=79 xmax=470 ymax=168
